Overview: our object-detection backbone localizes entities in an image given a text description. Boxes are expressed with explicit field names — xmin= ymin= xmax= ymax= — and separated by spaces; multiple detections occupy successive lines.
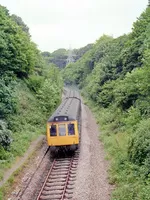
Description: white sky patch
xmin=0 ymin=0 xmax=148 ymax=52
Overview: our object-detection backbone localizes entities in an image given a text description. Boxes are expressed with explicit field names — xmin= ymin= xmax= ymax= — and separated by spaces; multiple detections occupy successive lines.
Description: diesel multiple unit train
xmin=46 ymin=89 xmax=81 ymax=152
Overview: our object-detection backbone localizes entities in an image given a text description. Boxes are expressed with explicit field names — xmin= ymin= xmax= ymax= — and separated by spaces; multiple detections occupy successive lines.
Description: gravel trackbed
xmin=72 ymin=103 xmax=113 ymax=200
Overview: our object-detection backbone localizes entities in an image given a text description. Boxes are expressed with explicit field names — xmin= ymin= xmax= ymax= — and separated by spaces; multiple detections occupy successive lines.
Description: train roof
xmin=47 ymin=90 xmax=81 ymax=122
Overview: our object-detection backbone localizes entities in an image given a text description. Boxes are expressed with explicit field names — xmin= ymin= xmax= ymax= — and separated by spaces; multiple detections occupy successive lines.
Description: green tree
xmin=0 ymin=5 xmax=39 ymax=78
xmin=11 ymin=14 xmax=30 ymax=35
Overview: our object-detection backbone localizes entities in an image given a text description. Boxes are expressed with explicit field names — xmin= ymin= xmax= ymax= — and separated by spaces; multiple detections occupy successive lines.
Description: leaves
xmin=128 ymin=119 xmax=150 ymax=168
xmin=0 ymin=120 xmax=12 ymax=150
xmin=0 ymin=5 xmax=39 ymax=78
xmin=37 ymin=79 xmax=61 ymax=114
xmin=0 ymin=78 xmax=17 ymax=118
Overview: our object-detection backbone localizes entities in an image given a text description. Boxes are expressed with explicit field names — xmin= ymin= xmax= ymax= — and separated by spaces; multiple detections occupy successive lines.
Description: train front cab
xmin=47 ymin=120 xmax=79 ymax=151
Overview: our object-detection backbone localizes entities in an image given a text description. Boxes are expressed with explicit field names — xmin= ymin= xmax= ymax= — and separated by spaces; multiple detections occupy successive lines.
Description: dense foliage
xmin=63 ymin=6 xmax=150 ymax=200
xmin=42 ymin=48 xmax=68 ymax=68
xmin=0 ymin=4 xmax=62 ymax=191
xmin=0 ymin=6 xmax=39 ymax=78
xmin=41 ymin=44 xmax=93 ymax=68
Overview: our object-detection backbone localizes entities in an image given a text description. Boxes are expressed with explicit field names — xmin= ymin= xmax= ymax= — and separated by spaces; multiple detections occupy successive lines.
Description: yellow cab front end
xmin=46 ymin=121 xmax=79 ymax=147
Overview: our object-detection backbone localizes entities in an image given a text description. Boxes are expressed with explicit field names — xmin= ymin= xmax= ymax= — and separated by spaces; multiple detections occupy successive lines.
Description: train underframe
xmin=50 ymin=144 xmax=78 ymax=154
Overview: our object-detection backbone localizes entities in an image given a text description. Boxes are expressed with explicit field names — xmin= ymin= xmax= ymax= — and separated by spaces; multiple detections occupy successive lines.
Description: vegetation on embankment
xmin=63 ymin=5 xmax=150 ymax=200
xmin=0 ymin=4 xmax=63 ymax=189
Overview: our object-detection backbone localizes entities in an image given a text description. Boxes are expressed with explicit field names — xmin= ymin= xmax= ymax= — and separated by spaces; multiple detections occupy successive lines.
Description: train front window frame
xmin=50 ymin=125 xmax=57 ymax=136
xmin=58 ymin=124 xmax=66 ymax=136
xmin=68 ymin=123 xmax=75 ymax=135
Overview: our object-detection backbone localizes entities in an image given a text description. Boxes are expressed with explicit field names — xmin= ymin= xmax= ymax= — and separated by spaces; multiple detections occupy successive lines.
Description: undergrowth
xmin=0 ymin=79 xmax=62 ymax=199
xmin=85 ymin=99 xmax=150 ymax=200
xmin=0 ymin=82 xmax=45 ymax=179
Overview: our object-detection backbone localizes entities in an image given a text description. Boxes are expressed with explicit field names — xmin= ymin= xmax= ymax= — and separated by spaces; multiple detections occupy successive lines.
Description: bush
xmin=0 ymin=79 xmax=17 ymax=118
xmin=37 ymin=79 xmax=61 ymax=114
xmin=112 ymin=182 xmax=150 ymax=200
xmin=128 ymin=119 xmax=150 ymax=167
xmin=0 ymin=120 xmax=12 ymax=150
xmin=25 ymin=75 xmax=44 ymax=93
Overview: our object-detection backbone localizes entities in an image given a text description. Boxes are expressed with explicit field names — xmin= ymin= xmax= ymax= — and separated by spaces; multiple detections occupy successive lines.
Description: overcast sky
xmin=0 ymin=0 xmax=148 ymax=52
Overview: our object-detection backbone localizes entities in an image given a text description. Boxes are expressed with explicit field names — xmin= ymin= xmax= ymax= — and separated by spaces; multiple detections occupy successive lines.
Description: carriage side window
xmin=50 ymin=125 xmax=57 ymax=136
xmin=59 ymin=124 xmax=66 ymax=136
xmin=68 ymin=124 xmax=75 ymax=135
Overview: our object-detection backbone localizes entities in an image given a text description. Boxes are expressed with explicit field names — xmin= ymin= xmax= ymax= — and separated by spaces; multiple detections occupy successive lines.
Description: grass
xmin=84 ymin=98 xmax=150 ymax=200
xmin=0 ymin=82 xmax=48 ymax=199
xmin=0 ymin=83 xmax=45 ymax=171
xmin=0 ymin=137 xmax=44 ymax=200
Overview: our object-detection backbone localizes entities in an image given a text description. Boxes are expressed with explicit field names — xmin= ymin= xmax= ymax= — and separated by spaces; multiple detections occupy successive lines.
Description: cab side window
xmin=50 ymin=125 xmax=57 ymax=136
xmin=68 ymin=124 xmax=75 ymax=135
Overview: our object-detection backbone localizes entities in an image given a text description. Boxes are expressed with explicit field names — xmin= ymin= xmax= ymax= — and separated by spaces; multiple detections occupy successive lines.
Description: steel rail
xmin=60 ymin=158 xmax=74 ymax=200
xmin=18 ymin=146 xmax=50 ymax=199
xmin=36 ymin=159 xmax=56 ymax=200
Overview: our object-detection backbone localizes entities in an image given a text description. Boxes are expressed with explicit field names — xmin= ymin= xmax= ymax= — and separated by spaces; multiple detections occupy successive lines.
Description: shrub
xmin=128 ymin=119 xmax=150 ymax=168
xmin=0 ymin=79 xmax=17 ymax=118
xmin=37 ymin=79 xmax=61 ymax=114
xmin=25 ymin=75 xmax=44 ymax=93
xmin=0 ymin=120 xmax=12 ymax=150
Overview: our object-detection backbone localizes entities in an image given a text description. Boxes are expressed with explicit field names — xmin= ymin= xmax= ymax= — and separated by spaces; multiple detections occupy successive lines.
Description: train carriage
xmin=46 ymin=90 xmax=81 ymax=152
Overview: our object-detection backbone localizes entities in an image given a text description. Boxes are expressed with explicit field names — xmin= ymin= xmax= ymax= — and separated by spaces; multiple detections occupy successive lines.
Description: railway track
xmin=36 ymin=89 xmax=81 ymax=200
xmin=36 ymin=151 xmax=79 ymax=200
xmin=36 ymin=103 xmax=81 ymax=200
xmin=15 ymin=146 xmax=50 ymax=199
xmin=16 ymin=89 xmax=81 ymax=200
